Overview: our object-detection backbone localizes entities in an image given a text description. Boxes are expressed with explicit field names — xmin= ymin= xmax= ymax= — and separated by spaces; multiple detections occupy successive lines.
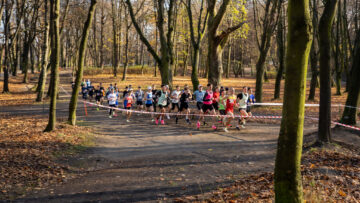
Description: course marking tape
xmin=60 ymin=86 xmax=360 ymax=131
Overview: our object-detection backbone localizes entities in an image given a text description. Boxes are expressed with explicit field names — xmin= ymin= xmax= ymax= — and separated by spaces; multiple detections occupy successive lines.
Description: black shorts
xmin=212 ymin=102 xmax=219 ymax=111
xmin=109 ymin=104 xmax=116 ymax=108
xmin=202 ymin=104 xmax=214 ymax=113
xmin=136 ymin=101 xmax=143 ymax=106
xmin=179 ymin=103 xmax=189 ymax=111
xmin=171 ymin=102 xmax=180 ymax=110
xmin=246 ymin=106 xmax=251 ymax=113
xmin=125 ymin=107 xmax=131 ymax=110
xmin=158 ymin=104 xmax=166 ymax=109
xmin=95 ymin=96 xmax=101 ymax=102
xmin=196 ymin=102 xmax=203 ymax=110
xmin=219 ymin=110 xmax=226 ymax=115
xmin=145 ymin=103 xmax=152 ymax=108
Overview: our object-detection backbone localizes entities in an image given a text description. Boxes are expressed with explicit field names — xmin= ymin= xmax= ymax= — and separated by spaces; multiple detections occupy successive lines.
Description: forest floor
xmin=0 ymin=71 xmax=359 ymax=202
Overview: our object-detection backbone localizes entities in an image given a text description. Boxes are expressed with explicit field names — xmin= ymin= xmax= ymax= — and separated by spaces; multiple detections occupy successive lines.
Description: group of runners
xmin=79 ymin=81 xmax=256 ymax=132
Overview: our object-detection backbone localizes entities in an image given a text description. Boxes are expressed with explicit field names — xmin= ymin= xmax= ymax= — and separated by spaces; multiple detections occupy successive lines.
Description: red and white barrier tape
xmin=60 ymin=86 xmax=360 ymax=131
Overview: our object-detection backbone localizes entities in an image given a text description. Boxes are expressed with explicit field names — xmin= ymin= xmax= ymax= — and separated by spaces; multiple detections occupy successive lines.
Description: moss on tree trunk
xmin=274 ymin=0 xmax=312 ymax=201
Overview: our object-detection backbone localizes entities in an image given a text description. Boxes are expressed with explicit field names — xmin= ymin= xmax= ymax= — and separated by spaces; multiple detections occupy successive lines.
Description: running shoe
xmin=166 ymin=114 xmax=170 ymax=119
xmin=241 ymin=125 xmax=245 ymax=129
xmin=186 ymin=119 xmax=191 ymax=125
xmin=109 ymin=115 xmax=112 ymax=118
xmin=151 ymin=119 xmax=155 ymax=122
xmin=196 ymin=121 xmax=201 ymax=129
xmin=223 ymin=127 xmax=229 ymax=132
xmin=236 ymin=126 xmax=240 ymax=130
xmin=155 ymin=119 xmax=159 ymax=125
xmin=161 ymin=120 xmax=165 ymax=125
xmin=126 ymin=119 xmax=130 ymax=122
xmin=96 ymin=107 xmax=99 ymax=111
xmin=212 ymin=125 xmax=217 ymax=130
xmin=114 ymin=113 xmax=118 ymax=117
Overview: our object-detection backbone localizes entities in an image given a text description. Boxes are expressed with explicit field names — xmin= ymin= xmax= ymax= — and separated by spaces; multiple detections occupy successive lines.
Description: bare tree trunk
xmin=45 ymin=0 xmax=61 ymax=132
xmin=274 ymin=0 xmax=285 ymax=100
xmin=36 ymin=0 xmax=50 ymax=102
xmin=317 ymin=0 xmax=338 ymax=144
xmin=68 ymin=0 xmax=97 ymax=125
xmin=274 ymin=0 xmax=312 ymax=200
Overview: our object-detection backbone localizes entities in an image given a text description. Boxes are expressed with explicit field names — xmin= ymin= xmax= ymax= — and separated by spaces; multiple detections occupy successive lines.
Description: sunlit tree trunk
xmin=45 ymin=0 xmax=61 ymax=132
xmin=68 ymin=0 xmax=97 ymax=126
xmin=274 ymin=0 xmax=312 ymax=201
xmin=36 ymin=0 xmax=50 ymax=102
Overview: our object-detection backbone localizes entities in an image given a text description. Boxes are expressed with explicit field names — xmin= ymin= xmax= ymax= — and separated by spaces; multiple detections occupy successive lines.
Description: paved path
xmin=1 ymin=73 xmax=319 ymax=202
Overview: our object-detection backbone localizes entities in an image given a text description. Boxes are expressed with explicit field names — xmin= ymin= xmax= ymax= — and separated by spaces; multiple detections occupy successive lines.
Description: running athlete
xmin=152 ymin=84 xmax=158 ymax=112
xmin=218 ymin=90 xmax=227 ymax=124
xmin=212 ymin=86 xmax=220 ymax=111
xmin=193 ymin=85 xmax=205 ymax=112
xmin=107 ymin=89 xmax=117 ymax=118
xmin=123 ymin=86 xmax=129 ymax=109
xmin=135 ymin=86 xmax=144 ymax=111
xmin=144 ymin=86 xmax=155 ymax=121
xmin=224 ymin=88 xmax=237 ymax=132
xmin=197 ymin=84 xmax=217 ymax=130
xmin=81 ymin=85 xmax=88 ymax=100
xmin=237 ymin=86 xmax=249 ymax=129
xmin=95 ymin=86 xmax=104 ymax=111
xmin=124 ymin=89 xmax=134 ymax=122
xmin=155 ymin=85 xmax=169 ymax=125
xmin=176 ymin=87 xmax=192 ymax=124
xmin=247 ymin=87 xmax=255 ymax=118
xmin=170 ymin=85 xmax=181 ymax=113
xmin=88 ymin=85 xmax=95 ymax=101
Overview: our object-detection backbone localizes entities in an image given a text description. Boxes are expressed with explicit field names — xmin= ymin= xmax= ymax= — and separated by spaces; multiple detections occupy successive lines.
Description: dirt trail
xmin=3 ymin=72 xmax=356 ymax=202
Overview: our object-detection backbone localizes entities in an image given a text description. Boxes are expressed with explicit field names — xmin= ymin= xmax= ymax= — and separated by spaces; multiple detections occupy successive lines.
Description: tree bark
xmin=68 ymin=0 xmax=97 ymax=126
xmin=2 ymin=0 xmax=12 ymax=93
xmin=274 ymin=0 xmax=312 ymax=201
xmin=317 ymin=0 xmax=338 ymax=143
xmin=274 ymin=0 xmax=285 ymax=100
xmin=36 ymin=0 xmax=50 ymax=102
xmin=341 ymin=29 xmax=360 ymax=125
xmin=111 ymin=0 xmax=119 ymax=78
xmin=45 ymin=0 xmax=61 ymax=132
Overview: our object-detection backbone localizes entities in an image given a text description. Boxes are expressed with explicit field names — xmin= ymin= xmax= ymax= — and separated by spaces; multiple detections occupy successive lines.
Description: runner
xmin=218 ymin=89 xmax=227 ymax=125
xmin=170 ymin=85 xmax=181 ymax=114
xmin=193 ymin=85 xmax=205 ymax=113
xmin=144 ymin=86 xmax=155 ymax=121
xmin=212 ymin=86 xmax=220 ymax=112
xmin=247 ymin=87 xmax=255 ymax=118
xmin=237 ymin=86 xmax=249 ymax=129
xmin=124 ymin=89 xmax=134 ymax=122
xmin=107 ymin=89 xmax=117 ymax=118
xmin=94 ymin=85 xmax=104 ymax=111
xmin=197 ymin=84 xmax=217 ymax=130
xmin=135 ymin=86 xmax=144 ymax=111
xmin=86 ymin=79 xmax=91 ymax=87
xmin=123 ymin=86 xmax=129 ymax=109
xmin=224 ymin=88 xmax=237 ymax=132
xmin=152 ymin=84 xmax=158 ymax=112
xmin=81 ymin=85 xmax=88 ymax=100
xmin=176 ymin=87 xmax=192 ymax=124
xmin=155 ymin=85 xmax=169 ymax=125
xmin=165 ymin=85 xmax=171 ymax=119
xmin=88 ymin=84 xmax=95 ymax=102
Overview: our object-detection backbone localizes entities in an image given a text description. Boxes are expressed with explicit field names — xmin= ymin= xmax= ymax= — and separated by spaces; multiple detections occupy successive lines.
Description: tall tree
xmin=308 ymin=0 xmax=319 ymax=101
xmin=274 ymin=0 xmax=313 ymax=201
xmin=183 ymin=0 xmax=207 ymax=91
xmin=2 ymin=0 xmax=13 ymax=93
xmin=111 ymin=0 xmax=120 ymax=77
xmin=274 ymin=0 xmax=285 ymax=100
xmin=36 ymin=0 xmax=50 ymax=102
xmin=253 ymin=0 xmax=278 ymax=103
xmin=341 ymin=29 xmax=360 ymax=125
xmin=206 ymin=0 xmax=246 ymax=87
xmin=317 ymin=0 xmax=338 ymax=143
xmin=44 ymin=0 xmax=61 ymax=132
xmin=126 ymin=0 xmax=175 ymax=88
xmin=68 ymin=0 xmax=98 ymax=125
